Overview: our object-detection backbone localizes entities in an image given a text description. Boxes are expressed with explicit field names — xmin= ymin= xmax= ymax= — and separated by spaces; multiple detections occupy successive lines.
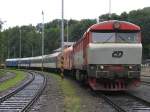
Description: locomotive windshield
xmin=92 ymin=32 xmax=140 ymax=43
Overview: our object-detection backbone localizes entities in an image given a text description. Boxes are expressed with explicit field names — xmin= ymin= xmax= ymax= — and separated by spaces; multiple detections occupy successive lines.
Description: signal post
xmin=60 ymin=0 xmax=64 ymax=79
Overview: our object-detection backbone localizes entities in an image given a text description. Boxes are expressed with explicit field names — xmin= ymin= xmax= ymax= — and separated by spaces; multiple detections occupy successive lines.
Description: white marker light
xmin=100 ymin=65 xmax=104 ymax=70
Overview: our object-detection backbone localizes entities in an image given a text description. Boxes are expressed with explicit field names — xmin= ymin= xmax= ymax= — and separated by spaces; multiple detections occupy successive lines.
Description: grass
xmin=0 ymin=70 xmax=26 ymax=92
xmin=49 ymin=73 xmax=81 ymax=112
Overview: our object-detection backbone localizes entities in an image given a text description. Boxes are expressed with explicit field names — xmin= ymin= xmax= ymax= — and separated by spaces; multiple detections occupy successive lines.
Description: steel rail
xmin=91 ymin=91 xmax=126 ymax=112
xmin=141 ymin=81 xmax=150 ymax=85
xmin=100 ymin=92 xmax=150 ymax=112
xmin=21 ymin=71 xmax=47 ymax=112
xmin=127 ymin=92 xmax=150 ymax=107
xmin=100 ymin=93 xmax=126 ymax=112
xmin=141 ymin=75 xmax=150 ymax=77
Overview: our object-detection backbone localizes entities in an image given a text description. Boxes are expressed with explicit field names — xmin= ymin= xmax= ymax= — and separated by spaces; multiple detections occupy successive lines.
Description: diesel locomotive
xmin=70 ymin=20 xmax=142 ymax=90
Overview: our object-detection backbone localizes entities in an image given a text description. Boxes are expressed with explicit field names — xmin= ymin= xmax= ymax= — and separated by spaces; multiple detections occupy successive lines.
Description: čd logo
xmin=112 ymin=51 xmax=123 ymax=58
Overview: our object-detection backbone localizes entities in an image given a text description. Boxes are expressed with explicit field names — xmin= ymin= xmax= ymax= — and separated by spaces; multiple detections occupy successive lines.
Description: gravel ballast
xmin=30 ymin=72 xmax=116 ymax=112
xmin=30 ymin=73 xmax=64 ymax=112
xmin=128 ymin=67 xmax=150 ymax=103
xmin=66 ymin=78 xmax=116 ymax=112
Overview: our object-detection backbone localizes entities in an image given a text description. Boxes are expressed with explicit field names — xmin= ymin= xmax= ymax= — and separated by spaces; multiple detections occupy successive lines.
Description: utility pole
xmin=61 ymin=0 xmax=64 ymax=52
xmin=60 ymin=0 xmax=64 ymax=79
xmin=109 ymin=0 xmax=111 ymax=18
xmin=96 ymin=18 xmax=99 ymax=23
xmin=58 ymin=20 xmax=61 ymax=48
xmin=66 ymin=20 xmax=69 ymax=44
xmin=7 ymin=40 xmax=10 ymax=59
xmin=42 ymin=10 xmax=45 ymax=71
xmin=19 ymin=28 xmax=22 ymax=58
xmin=19 ymin=28 xmax=22 ymax=69
xmin=13 ymin=47 xmax=16 ymax=58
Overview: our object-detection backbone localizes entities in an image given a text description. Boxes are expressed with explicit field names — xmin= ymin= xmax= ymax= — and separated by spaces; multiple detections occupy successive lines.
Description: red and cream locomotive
xmin=63 ymin=20 xmax=142 ymax=91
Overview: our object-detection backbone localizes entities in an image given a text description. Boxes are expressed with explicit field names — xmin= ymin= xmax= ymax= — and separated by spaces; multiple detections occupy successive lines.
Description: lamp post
xmin=13 ymin=46 xmax=16 ymax=58
xmin=42 ymin=10 xmax=45 ymax=71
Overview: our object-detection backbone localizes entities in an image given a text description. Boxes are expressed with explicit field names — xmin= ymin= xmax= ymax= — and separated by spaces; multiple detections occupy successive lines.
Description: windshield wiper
xmin=117 ymin=34 xmax=128 ymax=43
xmin=102 ymin=35 xmax=114 ymax=43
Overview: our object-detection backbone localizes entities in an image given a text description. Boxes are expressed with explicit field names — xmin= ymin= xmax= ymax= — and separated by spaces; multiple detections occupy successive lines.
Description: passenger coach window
xmin=92 ymin=32 xmax=139 ymax=43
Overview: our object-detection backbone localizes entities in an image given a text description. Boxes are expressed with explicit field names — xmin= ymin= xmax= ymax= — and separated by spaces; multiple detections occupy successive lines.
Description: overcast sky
xmin=0 ymin=0 xmax=150 ymax=29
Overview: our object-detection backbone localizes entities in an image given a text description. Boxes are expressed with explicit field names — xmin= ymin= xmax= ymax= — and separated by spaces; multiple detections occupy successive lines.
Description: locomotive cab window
xmin=92 ymin=33 xmax=115 ymax=43
xmin=92 ymin=32 xmax=140 ymax=43
xmin=116 ymin=33 xmax=139 ymax=43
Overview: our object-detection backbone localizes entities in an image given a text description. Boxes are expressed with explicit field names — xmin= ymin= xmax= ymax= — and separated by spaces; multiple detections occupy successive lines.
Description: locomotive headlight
xmin=100 ymin=65 xmax=104 ymax=70
xmin=113 ymin=22 xmax=120 ymax=29
xmin=129 ymin=66 xmax=133 ymax=69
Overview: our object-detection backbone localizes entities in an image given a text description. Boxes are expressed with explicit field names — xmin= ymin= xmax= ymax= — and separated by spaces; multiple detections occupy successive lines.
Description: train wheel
xmin=75 ymin=70 xmax=85 ymax=82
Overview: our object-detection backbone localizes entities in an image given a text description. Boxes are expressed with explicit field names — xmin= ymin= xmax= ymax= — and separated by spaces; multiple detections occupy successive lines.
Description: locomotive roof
xmin=88 ymin=20 xmax=140 ymax=32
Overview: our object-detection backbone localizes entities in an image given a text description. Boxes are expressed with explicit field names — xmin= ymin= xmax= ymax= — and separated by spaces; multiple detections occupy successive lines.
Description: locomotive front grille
xmin=96 ymin=71 xmax=109 ymax=78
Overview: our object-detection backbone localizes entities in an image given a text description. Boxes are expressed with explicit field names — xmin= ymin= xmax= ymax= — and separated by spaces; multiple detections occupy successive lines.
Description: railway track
xmin=100 ymin=92 xmax=150 ymax=112
xmin=0 ymin=71 xmax=46 ymax=112
xmin=141 ymin=75 xmax=150 ymax=85
xmin=141 ymin=81 xmax=150 ymax=86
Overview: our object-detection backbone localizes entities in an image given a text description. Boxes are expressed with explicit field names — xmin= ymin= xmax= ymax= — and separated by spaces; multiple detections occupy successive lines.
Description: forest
xmin=0 ymin=7 xmax=150 ymax=63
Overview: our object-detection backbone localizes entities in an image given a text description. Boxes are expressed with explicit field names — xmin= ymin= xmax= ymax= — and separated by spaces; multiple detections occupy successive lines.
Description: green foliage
xmin=69 ymin=19 xmax=96 ymax=41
